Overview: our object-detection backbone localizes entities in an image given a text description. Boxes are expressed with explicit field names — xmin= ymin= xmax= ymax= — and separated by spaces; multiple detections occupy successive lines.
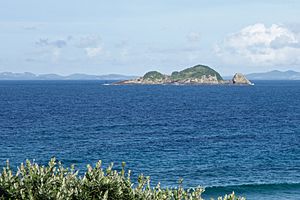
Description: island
xmin=114 ymin=64 xmax=253 ymax=85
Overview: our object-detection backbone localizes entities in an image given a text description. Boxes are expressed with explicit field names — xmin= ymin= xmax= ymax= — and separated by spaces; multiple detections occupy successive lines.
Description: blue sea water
xmin=0 ymin=80 xmax=300 ymax=199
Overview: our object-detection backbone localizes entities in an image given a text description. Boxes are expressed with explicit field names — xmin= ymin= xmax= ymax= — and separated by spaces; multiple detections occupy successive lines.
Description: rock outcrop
xmin=232 ymin=73 xmax=253 ymax=85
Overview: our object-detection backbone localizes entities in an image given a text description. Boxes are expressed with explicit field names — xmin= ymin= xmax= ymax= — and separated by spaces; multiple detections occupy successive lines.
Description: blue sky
xmin=1 ymin=0 xmax=300 ymax=76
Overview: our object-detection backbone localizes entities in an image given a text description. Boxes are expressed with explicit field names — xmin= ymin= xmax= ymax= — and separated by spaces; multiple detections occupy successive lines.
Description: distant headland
xmin=0 ymin=72 xmax=137 ymax=81
xmin=114 ymin=64 xmax=253 ymax=85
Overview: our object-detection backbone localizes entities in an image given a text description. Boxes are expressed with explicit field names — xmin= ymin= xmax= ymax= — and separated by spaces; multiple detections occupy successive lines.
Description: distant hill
xmin=0 ymin=72 xmax=138 ymax=80
xmin=246 ymin=70 xmax=300 ymax=80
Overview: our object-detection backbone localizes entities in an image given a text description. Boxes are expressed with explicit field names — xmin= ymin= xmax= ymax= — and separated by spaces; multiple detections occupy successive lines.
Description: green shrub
xmin=0 ymin=158 xmax=245 ymax=200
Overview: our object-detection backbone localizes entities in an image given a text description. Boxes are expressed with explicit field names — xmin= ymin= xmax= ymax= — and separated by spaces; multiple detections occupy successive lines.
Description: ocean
xmin=0 ymin=80 xmax=299 ymax=199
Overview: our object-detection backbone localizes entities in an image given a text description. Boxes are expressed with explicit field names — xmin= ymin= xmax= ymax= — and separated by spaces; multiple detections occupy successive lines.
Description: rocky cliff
xmin=232 ymin=73 xmax=253 ymax=85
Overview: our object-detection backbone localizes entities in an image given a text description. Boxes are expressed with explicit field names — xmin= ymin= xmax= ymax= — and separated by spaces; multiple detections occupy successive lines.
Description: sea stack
xmin=232 ymin=73 xmax=253 ymax=85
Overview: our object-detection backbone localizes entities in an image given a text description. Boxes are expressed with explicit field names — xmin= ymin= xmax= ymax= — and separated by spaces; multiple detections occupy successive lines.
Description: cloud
xmin=187 ymin=32 xmax=201 ymax=42
xmin=22 ymin=24 xmax=42 ymax=30
xmin=26 ymin=47 xmax=62 ymax=63
xmin=215 ymin=23 xmax=300 ymax=66
xmin=74 ymin=35 xmax=106 ymax=58
xmin=84 ymin=47 xmax=103 ymax=58
xmin=23 ymin=25 xmax=38 ymax=30
xmin=76 ymin=35 xmax=101 ymax=48
xmin=36 ymin=38 xmax=68 ymax=48
xmin=31 ymin=37 xmax=72 ymax=63
xmin=32 ymin=35 xmax=106 ymax=61
xmin=51 ymin=48 xmax=61 ymax=62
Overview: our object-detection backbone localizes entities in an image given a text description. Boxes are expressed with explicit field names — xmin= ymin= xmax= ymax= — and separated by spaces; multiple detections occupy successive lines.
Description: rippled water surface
xmin=0 ymin=80 xmax=299 ymax=199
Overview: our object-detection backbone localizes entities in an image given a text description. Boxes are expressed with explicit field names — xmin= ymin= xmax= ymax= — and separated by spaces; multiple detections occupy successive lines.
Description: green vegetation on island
xmin=170 ymin=65 xmax=223 ymax=81
xmin=142 ymin=65 xmax=223 ymax=82
xmin=0 ymin=158 xmax=245 ymax=200
xmin=143 ymin=71 xmax=166 ymax=81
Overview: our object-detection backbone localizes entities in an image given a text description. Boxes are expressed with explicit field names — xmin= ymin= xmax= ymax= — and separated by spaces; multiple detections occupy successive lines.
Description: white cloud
xmin=84 ymin=47 xmax=103 ymax=58
xmin=74 ymin=35 xmax=106 ymax=58
xmin=215 ymin=23 xmax=300 ymax=66
xmin=76 ymin=35 xmax=101 ymax=48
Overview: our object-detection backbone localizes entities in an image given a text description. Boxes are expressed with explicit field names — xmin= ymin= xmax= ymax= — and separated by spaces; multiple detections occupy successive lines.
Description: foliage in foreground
xmin=0 ymin=158 xmax=245 ymax=200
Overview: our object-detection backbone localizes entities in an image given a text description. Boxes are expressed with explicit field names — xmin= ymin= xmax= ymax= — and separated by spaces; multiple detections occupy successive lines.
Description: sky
xmin=1 ymin=0 xmax=300 ymax=76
